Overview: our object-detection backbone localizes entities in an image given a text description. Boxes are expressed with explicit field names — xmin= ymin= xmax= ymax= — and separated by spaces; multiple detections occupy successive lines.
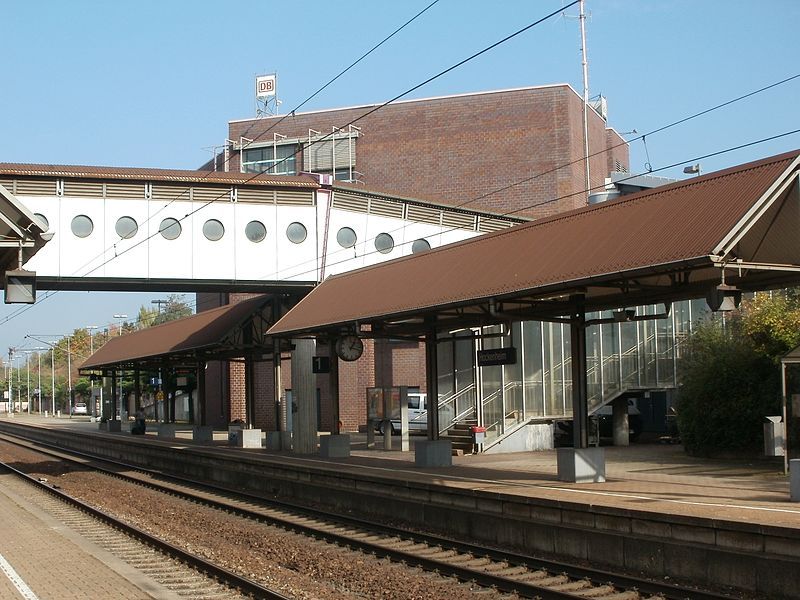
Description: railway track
xmin=0 ymin=456 xmax=290 ymax=599
xmin=0 ymin=430 xmax=737 ymax=600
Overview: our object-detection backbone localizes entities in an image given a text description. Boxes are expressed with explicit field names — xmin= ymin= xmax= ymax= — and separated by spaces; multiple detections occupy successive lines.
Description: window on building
xmin=71 ymin=215 xmax=93 ymax=238
xmin=411 ymin=238 xmax=431 ymax=254
xmin=159 ymin=217 xmax=182 ymax=240
xmin=336 ymin=227 xmax=357 ymax=248
xmin=317 ymin=167 xmax=355 ymax=181
xmin=34 ymin=213 xmax=49 ymax=231
xmin=115 ymin=216 xmax=138 ymax=239
xmin=245 ymin=220 xmax=266 ymax=243
xmin=303 ymin=135 xmax=357 ymax=179
xmin=241 ymin=144 xmax=298 ymax=175
xmin=202 ymin=219 xmax=225 ymax=241
xmin=286 ymin=222 xmax=307 ymax=244
xmin=374 ymin=233 xmax=394 ymax=254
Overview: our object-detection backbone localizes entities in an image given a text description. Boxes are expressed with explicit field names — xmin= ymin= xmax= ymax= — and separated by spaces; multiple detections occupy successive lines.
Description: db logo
xmin=259 ymin=79 xmax=274 ymax=94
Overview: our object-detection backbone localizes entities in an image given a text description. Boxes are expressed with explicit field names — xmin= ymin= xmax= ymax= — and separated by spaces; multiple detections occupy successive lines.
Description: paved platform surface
xmin=0 ymin=469 xmax=180 ymax=599
xmin=7 ymin=413 xmax=800 ymax=530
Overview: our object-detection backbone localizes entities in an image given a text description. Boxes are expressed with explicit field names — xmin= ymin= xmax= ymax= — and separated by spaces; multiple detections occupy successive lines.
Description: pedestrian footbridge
xmin=0 ymin=164 xmax=522 ymax=292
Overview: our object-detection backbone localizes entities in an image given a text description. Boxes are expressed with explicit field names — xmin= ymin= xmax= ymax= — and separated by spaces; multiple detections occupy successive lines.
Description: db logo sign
xmin=256 ymin=75 xmax=276 ymax=98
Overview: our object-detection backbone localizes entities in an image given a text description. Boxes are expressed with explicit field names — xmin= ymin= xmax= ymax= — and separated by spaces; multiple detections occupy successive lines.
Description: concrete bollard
xmin=319 ymin=434 xmax=351 ymax=458
xmin=791 ymin=459 xmax=800 ymax=502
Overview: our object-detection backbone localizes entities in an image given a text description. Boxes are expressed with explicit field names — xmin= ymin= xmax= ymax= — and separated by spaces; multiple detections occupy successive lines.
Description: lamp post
xmin=7 ymin=348 xmax=13 ymax=414
xmin=113 ymin=315 xmax=128 ymax=418
xmin=26 ymin=334 xmax=71 ymax=417
xmin=22 ymin=350 xmax=34 ymax=414
xmin=113 ymin=314 xmax=128 ymax=336
xmin=86 ymin=325 xmax=98 ymax=417
xmin=36 ymin=348 xmax=43 ymax=413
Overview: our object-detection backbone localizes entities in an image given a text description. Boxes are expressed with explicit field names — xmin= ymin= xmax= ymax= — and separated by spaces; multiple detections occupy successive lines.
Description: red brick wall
xmin=228 ymin=85 xmax=629 ymax=220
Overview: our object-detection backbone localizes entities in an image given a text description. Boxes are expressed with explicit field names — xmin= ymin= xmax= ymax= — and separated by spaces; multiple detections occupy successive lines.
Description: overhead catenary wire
xmin=58 ymin=0 xmax=444 ymax=287
xmin=265 ymin=128 xmax=800 ymax=282
xmin=253 ymin=73 xmax=800 ymax=280
xmin=1 ymin=12 xmax=796 ymax=340
xmin=39 ymin=1 xmax=579 ymax=287
xmin=10 ymin=121 xmax=794 ymax=367
xmin=2 ymin=69 xmax=797 ymax=337
xmin=0 ymin=1 xmax=579 ymax=352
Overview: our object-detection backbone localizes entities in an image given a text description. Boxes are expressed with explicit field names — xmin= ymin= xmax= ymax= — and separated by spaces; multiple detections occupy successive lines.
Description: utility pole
xmin=580 ymin=0 xmax=591 ymax=203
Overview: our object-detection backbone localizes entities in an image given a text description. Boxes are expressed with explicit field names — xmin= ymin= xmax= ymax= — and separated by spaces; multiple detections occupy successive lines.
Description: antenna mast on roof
xmin=580 ymin=0 xmax=591 ymax=204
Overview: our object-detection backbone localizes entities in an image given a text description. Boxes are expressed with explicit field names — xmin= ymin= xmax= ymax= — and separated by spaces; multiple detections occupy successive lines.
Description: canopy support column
xmin=111 ymin=370 xmax=117 ymax=421
xmin=291 ymin=338 xmax=317 ymax=454
xmin=557 ymin=294 xmax=605 ymax=482
xmin=570 ymin=295 xmax=589 ymax=449
xmin=198 ymin=360 xmax=207 ymax=426
xmin=273 ymin=339 xmax=283 ymax=431
xmin=245 ymin=355 xmax=255 ymax=428
xmin=134 ymin=368 xmax=141 ymax=412
xmin=425 ymin=324 xmax=440 ymax=441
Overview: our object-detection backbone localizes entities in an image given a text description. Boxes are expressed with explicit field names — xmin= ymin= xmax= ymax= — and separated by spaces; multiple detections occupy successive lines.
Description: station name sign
xmin=476 ymin=347 xmax=517 ymax=367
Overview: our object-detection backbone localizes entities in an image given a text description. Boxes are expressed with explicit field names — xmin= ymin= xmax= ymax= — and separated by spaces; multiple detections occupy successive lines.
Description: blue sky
xmin=1 ymin=0 xmax=798 ymax=360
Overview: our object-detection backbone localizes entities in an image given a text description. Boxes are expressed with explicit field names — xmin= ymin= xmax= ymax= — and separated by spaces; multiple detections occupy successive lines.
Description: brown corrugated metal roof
xmin=0 ymin=163 xmax=319 ymax=188
xmin=269 ymin=150 xmax=800 ymax=337
xmin=81 ymin=295 xmax=273 ymax=370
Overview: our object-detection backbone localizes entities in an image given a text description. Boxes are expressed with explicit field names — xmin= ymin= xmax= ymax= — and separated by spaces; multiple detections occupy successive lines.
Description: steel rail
xmin=0 ymin=428 xmax=736 ymax=600
xmin=0 ymin=456 xmax=292 ymax=600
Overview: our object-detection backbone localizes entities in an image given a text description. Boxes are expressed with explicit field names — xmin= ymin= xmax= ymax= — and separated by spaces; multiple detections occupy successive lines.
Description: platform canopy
xmin=80 ymin=294 xmax=287 ymax=372
xmin=269 ymin=150 xmax=800 ymax=339
xmin=0 ymin=182 xmax=49 ymax=272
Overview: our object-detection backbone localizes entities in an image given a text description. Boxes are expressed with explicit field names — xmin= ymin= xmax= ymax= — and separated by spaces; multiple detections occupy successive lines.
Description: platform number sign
xmin=256 ymin=74 xmax=276 ymax=98
xmin=312 ymin=356 xmax=330 ymax=374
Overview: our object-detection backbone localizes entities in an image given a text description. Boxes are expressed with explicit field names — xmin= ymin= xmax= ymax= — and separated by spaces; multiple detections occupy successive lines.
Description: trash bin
xmin=764 ymin=416 xmax=785 ymax=457
xmin=471 ymin=425 xmax=486 ymax=445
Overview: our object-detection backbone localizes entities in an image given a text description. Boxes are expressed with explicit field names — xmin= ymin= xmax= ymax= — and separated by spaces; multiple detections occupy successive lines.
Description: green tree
xmin=153 ymin=294 xmax=192 ymax=325
xmin=677 ymin=291 xmax=800 ymax=456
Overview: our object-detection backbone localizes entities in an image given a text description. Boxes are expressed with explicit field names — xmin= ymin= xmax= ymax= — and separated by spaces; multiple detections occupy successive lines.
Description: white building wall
xmin=19 ymin=187 xmax=506 ymax=285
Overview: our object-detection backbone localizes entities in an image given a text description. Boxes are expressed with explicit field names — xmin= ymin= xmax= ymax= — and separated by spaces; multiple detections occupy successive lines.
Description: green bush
xmin=677 ymin=322 xmax=779 ymax=456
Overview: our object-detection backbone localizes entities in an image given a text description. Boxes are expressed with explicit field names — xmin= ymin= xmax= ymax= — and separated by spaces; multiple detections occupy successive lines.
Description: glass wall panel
xmin=601 ymin=318 xmax=620 ymax=397
xmin=620 ymin=320 xmax=638 ymax=388
xmin=639 ymin=306 xmax=658 ymax=386
xmin=543 ymin=322 xmax=570 ymax=417
xmin=586 ymin=314 xmax=602 ymax=412
xmin=562 ymin=323 xmax=572 ymax=417
xmin=454 ymin=332 xmax=476 ymax=420
xmin=437 ymin=337 xmax=454 ymax=401
xmin=480 ymin=326 xmax=503 ymax=439
xmin=504 ymin=322 xmax=524 ymax=426
xmin=656 ymin=309 xmax=675 ymax=386
xmin=522 ymin=320 xmax=544 ymax=417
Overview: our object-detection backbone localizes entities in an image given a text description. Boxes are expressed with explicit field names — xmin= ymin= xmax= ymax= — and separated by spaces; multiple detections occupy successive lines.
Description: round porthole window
xmin=203 ymin=219 xmax=225 ymax=241
xmin=336 ymin=227 xmax=357 ymax=248
xmin=245 ymin=220 xmax=266 ymax=243
xmin=71 ymin=214 xmax=94 ymax=238
xmin=411 ymin=238 xmax=431 ymax=254
xmin=374 ymin=232 xmax=394 ymax=254
xmin=159 ymin=217 xmax=182 ymax=240
xmin=34 ymin=213 xmax=49 ymax=231
xmin=286 ymin=222 xmax=307 ymax=244
xmin=115 ymin=216 xmax=138 ymax=239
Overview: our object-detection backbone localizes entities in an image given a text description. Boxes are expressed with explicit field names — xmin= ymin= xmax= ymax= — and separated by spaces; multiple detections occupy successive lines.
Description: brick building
xmin=224 ymin=84 xmax=628 ymax=219
xmin=204 ymin=84 xmax=630 ymax=433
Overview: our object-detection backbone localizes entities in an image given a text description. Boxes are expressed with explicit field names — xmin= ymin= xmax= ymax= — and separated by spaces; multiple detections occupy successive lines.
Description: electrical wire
xmin=2 ymin=11 xmax=796 ymax=343
xmin=59 ymin=0 xmax=444 ymax=285
xmin=264 ymin=128 xmax=800 ymax=282
xmin=251 ymin=73 xmax=800 ymax=281
xmin=44 ymin=1 xmax=578 ymax=286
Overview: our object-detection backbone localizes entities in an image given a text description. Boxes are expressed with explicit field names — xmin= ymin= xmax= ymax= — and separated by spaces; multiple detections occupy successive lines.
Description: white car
xmin=73 ymin=402 xmax=88 ymax=415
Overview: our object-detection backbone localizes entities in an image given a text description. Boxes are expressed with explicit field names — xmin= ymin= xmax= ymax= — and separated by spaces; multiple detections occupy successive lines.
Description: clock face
xmin=336 ymin=335 xmax=364 ymax=361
